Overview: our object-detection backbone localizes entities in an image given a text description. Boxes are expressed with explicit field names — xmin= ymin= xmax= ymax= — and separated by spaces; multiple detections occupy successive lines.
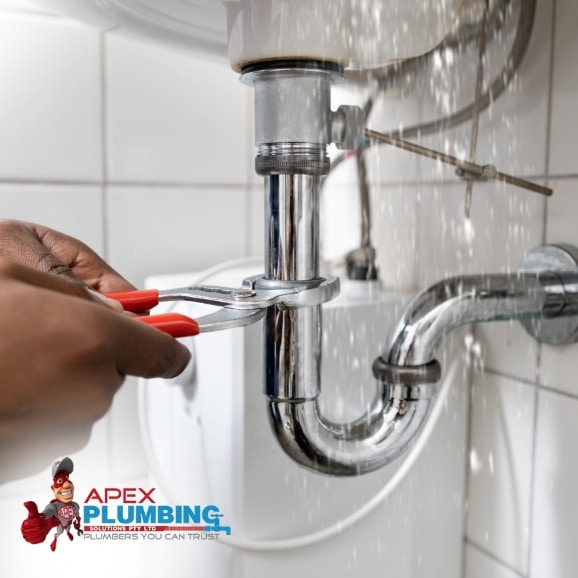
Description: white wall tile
xmin=247 ymin=184 xmax=264 ymax=259
xmin=105 ymin=33 xmax=250 ymax=185
xmin=371 ymin=182 xmax=418 ymax=291
xmin=0 ymin=183 xmax=104 ymax=253
xmin=530 ymin=389 xmax=578 ymax=578
xmin=466 ymin=371 xmax=535 ymax=575
xmin=540 ymin=179 xmax=578 ymax=395
xmin=0 ymin=13 xmax=102 ymax=181
xmin=464 ymin=544 xmax=522 ymax=578
xmin=0 ymin=0 xmax=55 ymax=14
xmin=321 ymin=176 xmax=416 ymax=289
xmin=545 ymin=178 xmax=578 ymax=246
xmin=366 ymin=141 xmax=421 ymax=186
xmin=417 ymin=0 xmax=552 ymax=188
xmin=476 ymin=321 xmax=539 ymax=384
xmin=540 ymin=340 xmax=578 ymax=397
xmin=463 ymin=2 xmax=578 ymax=573
xmin=475 ymin=0 xmax=553 ymax=179
xmin=549 ymin=0 xmax=578 ymax=176
xmin=320 ymin=179 xmax=362 ymax=268
xmin=417 ymin=182 xmax=477 ymax=284
xmin=321 ymin=156 xmax=419 ymax=293
xmin=106 ymin=185 xmax=248 ymax=288
xmin=417 ymin=181 xmax=544 ymax=286
xmin=362 ymin=86 xmax=422 ymax=185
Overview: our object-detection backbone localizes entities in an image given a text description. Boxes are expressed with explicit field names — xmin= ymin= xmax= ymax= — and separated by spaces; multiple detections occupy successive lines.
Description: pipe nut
xmin=372 ymin=357 xmax=442 ymax=388
xmin=332 ymin=105 xmax=365 ymax=150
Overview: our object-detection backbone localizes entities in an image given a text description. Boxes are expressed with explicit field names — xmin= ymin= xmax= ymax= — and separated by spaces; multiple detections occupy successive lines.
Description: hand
xmin=21 ymin=501 xmax=51 ymax=544
xmin=0 ymin=219 xmax=135 ymax=294
xmin=0 ymin=259 xmax=191 ymax=482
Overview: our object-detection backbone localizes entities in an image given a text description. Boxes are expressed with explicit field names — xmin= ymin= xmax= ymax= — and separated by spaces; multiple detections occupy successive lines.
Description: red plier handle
xmin=106 ymin=290 xmax=199 ymax=338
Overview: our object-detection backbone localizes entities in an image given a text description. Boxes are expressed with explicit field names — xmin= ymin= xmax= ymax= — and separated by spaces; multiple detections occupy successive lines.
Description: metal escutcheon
xmin=518 ymin=244 xmax=578 ymax=345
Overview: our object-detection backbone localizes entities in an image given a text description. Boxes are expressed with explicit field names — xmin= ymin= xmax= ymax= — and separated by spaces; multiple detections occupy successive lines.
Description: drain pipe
xmin=376 ymin=244 xmax=578 ymax=371
xmin=277 ymin=241 xmax=578 ymax=476
xmin=243 ymin=60 xmax=436 ymax=475
xmin=242 ymin=60 xmax=578 ymax=477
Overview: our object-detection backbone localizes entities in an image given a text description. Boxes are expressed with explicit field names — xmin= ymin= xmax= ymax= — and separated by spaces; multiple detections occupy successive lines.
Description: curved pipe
xmin=263 ymin=166 xmax=440 ymax=475
xmin=268 ymin=266 xmax=578 ymax=476
xmin=382 ymin=272 xmax=565 ymax=368
xmin=268 ymin=385 xmax=434 ymax=476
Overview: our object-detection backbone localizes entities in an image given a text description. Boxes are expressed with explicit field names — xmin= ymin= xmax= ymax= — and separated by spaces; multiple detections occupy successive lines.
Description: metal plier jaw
xmin=107 ymin=276 xmax=340 ymax=338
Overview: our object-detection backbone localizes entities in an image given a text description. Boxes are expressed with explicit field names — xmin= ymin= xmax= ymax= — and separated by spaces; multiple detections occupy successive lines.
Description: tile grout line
xmin=482 ymin=365 xmax=578 ymax=401
xmin=526 ymin=2 xmax=558 ymax=576
xmin=465 ymin=537 xmax=527 ymax=578
xmin=100 ymin=31 xmax=109 ymax=263
xmin=99 ymin=29 xmax=114 ymax=478
xmin=0 ymin=178 xmax=252 ymax=189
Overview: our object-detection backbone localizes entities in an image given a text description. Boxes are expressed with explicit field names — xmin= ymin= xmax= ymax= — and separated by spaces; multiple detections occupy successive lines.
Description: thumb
xmin=23 ymin=501 xmax=40 ymax=518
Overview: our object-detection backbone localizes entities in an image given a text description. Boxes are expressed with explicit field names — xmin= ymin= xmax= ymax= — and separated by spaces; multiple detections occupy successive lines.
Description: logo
xmin=58 ymin=505 xmax=77 ymax=521
xmin=20 ymin=456 xmax=83 ymax=552
xmin=82 ymin=487 xmax=231 ymax=542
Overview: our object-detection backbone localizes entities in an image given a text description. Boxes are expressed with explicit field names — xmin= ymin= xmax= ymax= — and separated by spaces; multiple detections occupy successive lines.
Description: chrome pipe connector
xmin=242 ymin=61 xmax=341 ymax=176
xmin=242 ymin=60 xmax=364 ymax=176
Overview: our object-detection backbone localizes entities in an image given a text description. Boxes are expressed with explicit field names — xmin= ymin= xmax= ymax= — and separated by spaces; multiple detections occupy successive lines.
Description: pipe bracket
xmin=372 ymin=357 xmax=442 ymax=389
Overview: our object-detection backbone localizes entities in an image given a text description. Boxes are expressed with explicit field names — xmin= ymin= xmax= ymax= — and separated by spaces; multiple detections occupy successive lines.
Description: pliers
xmin=106 ymin=276 xmax=340 ymax=338
xmin=106 ymin=286 xmax=265 ymax=338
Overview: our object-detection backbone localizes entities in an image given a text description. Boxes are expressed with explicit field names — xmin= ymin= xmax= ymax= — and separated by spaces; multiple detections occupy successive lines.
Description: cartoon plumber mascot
xmin=21 ymin=457 xmax=83 ymax=552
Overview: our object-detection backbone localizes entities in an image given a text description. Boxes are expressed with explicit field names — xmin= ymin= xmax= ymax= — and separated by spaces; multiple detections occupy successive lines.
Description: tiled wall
xmin=0 ymin=0 xmax=261 ymax=488
xmin=0 ymin=0 xmax=576 ymax=576
xmin=332 ymin=1 xmax=578 ymax=577
xmin=463 ymin=1 xmax=578 ymax=577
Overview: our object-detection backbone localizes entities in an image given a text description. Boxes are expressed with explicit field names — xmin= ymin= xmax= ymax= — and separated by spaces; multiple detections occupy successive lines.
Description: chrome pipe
xmin=264 ymin=174 xmax=320 ymax=282
xmin=248 ymin=62 xmax=440 ymax=476
xmin=244 ymin=61 xmax=578 ymax=477
xmin=262 ymin=167 xmax=437 ymax=475
xmin=373 ymin=247 xmax=578 ymax=389
xmin=267 ymin=247 xmax=578 ymax=476
xmin=382 ymin=272 xmax=565 ymax=368
xmin=263 ymin=173 xmax=322 ymax=403
xmin=267 ymin=387 xmax=434 ymax=476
